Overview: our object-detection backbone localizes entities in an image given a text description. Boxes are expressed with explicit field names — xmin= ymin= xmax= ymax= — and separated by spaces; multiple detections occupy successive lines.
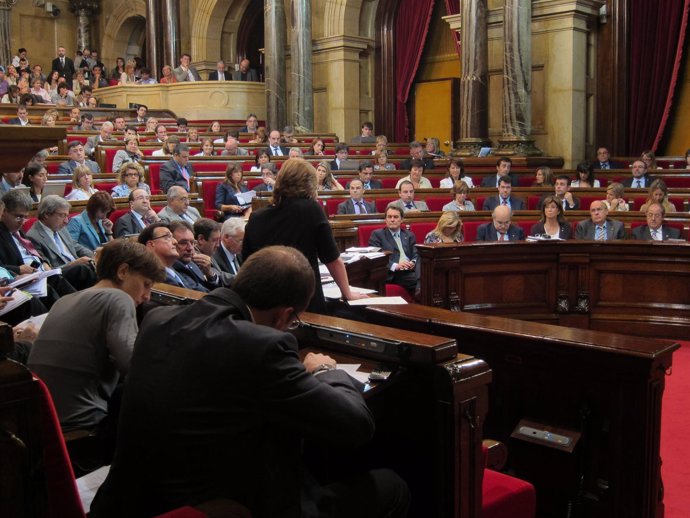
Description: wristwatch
xmin=312 ymin=363 xmax=337 ymax=376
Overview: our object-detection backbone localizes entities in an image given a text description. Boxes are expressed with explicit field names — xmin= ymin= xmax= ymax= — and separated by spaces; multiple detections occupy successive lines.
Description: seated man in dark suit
xmin=169 ymin=220 xmax=220 ymax=293
xmin=214 ymin=217 xmax=245 ymax=281
xmin=267 ymin=129 xmax=289 ymax=156
xmin=337 ymin=179 xmax=376 ymax=215
xmin=0 ymin=190 xmax=77 ymax=305
xmin=594 ymin=147 xmax=622 ymax=170
xmin=631 ymin=202 xmax=682 ymax=241
xmin=368 ymin=204 xmax=418 ymax=295
xmin=399 ymin=140 xmax=434 ymax=171
xmin=622 ymin=160 xmax=655 ymax=189
xmin=347 ymin=161 xmax=382 ymax=190
xmin=477 ymin=205 xmax=525 ymax=242
xmin=538 ymin=175 xmax=579 ymax=211
xmin=480 ymin=156 xmax=518 ymax=187
xmin=330 ymin=143 xmax=358 ymax=171
xmin=193 ymin=218 xmax=234 ymax=287
xmin=138 ymin=223 xmax=184 ymax=288
xmin=253 ymin=163 xmax=277 ymax=192
xmin=575 ymin=200 xmax=626 ymax=241
xmin=208 ymin=60 xmax=232 ymax=81
xmin=482 ymin=175 xmax=525 ymax=211
xmin=26 ymin=195 xmax=97 ymax=291
xmin=159 ymin=143 xmax=194 ymax=193
xmin=114 ymin=188 xmax=161 ymax=238
xmin=231 ymin=58 xmax=259 ymax=81
xmin=57 ymin=141 xmax=101 ymax=176
xmin=90 ymin=245 xmax=408 ymax=518
xmin=350 ymin=121 xmax=376 ymax=144
xmin=8 ymin=104 xmax=30 ymax=126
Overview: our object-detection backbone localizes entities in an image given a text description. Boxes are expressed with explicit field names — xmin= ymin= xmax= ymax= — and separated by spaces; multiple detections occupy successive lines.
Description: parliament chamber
xmin=3 ymin=0 xmax=690 ymax=515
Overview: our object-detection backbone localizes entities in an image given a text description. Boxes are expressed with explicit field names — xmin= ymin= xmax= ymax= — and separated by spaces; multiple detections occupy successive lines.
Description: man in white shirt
xmin=173 ymin=53 xmax=201 ymax=82
xmin=214 ymin=217 xmax=246 ymax=277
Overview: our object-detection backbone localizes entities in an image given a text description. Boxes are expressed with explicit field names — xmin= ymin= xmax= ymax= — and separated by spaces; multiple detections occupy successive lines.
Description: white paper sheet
xmin=347 ymin=296 xmax=408 ymax=306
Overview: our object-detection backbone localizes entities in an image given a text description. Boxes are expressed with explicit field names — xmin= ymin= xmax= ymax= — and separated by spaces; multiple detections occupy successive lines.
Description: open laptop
xmin=43 ymin=182 xmax=68 ymax=197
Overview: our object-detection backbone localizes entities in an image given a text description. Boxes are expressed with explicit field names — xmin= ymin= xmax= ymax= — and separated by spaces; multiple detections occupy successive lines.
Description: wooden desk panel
xmin=417 ymin=241 xmax=690 ymax=339
xmin=365 ymin=303 xmax=678 ymax=518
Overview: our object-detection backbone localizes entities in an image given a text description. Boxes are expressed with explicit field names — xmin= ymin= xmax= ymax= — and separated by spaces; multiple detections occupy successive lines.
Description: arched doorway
xmin=236 ymin=1 xmax=264 ymax=81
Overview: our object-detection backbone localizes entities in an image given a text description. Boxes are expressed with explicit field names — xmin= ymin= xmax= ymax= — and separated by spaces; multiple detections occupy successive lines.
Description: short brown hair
xmin=96 ymin=239 xmax=165 ymax=283
xmin=86 ymin=191 xmax=116 ymax=218
xmin=271 ymin=158 xmax=317 ymax=206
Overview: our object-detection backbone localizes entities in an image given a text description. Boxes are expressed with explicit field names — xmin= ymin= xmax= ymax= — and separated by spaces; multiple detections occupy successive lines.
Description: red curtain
xmin=394 ymin=0 xmax=436 ymax=141
xmin=444 ymin=0 xmax=461 ymax=56
xmin=628 ymin=0 xmax=690 ymax=153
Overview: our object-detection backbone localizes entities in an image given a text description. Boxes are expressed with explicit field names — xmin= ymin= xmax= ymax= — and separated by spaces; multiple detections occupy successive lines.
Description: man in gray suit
xmin=337 ymin=179 xmax=376 ymax=215
xmin=158 ymin=186 xmax=201 ymax=224
xmin=213 ymin=217 xmax=246 ymax=281
xmin=114 ymin=188 xmax=161 ymax=238
xmin=482 ymin=176 xmax=525 ymax=211
xmin=476 ymin=205 xmax=525 ymax=242
xmin=231 ymin=58 xmax=259 ymax=81
xmin=220 ymin=136 xmax=249 ymax=156
xmin=58 ymin=141 xmax=101 ymax=176
xmin=631 ymin=202 xmax=683 ymax=241
xmin=26 ymin=195 xmax=97 ymax=290
xmin=392 ymin=180 xmax=429 ymax=213
xmin=575 ymin=200 xmax=626 ymax=241
xmin=84 ymin=121 xmax=114 ymax=158
xmin=173 ymin=53 xmax=202 ymax=82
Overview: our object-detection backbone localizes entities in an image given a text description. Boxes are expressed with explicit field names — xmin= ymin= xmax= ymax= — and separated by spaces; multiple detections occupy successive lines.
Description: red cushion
xmin=380 ymin=177 xmax=399 ymax=189
xmin=425 ymin=197 xmax=452 ymax=211
xmin=22 ymin=217 xmax=38 ymax=234
xmin=385 ymin=283 xmax=413 ymax=302
xmin=527 ymin=196 xmax=542 ymax=210
xmin=104 ymin=148 xmax=120 ymax=174
xmin=148 ymin=163 xmax=161 ymax=193
xmin=325 ymin=198 xmax=348 ymax=216
xmin=359 ymin=224 xmax=386 ymax=247
xmin=408 ymin=222 xmax=437 ymax=243
xmin=374 ymin=197 xmax=399 ymax=213
xmin=200 ymin=180 xmax=222 ymax=212
xmin=464 ymin=221 xmax=482 ymax=242
xmin=482 ymin=469 xmax=536 ymax=518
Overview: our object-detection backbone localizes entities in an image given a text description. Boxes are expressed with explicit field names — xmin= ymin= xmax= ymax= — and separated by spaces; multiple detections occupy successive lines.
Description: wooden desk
xmin=416 ymin=240 xmax=690 ymax=340
xmin=364 ymin=303 xmax=678 ymax=518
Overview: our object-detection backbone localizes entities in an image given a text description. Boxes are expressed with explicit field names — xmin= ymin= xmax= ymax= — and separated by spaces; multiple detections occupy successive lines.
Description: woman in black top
xmin=242 ymin=158 xmax=365 ymax=313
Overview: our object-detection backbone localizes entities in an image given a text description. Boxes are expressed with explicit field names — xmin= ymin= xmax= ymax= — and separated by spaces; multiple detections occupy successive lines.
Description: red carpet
xmin=661 ymin=341 xmax=690 ymax=518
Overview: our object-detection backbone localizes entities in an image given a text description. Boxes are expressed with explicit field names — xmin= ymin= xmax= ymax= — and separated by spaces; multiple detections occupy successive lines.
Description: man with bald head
xmin=476 ymin=205 xmax=525 ymax=241
xmin=85 ymin=121 xmax=114 ymax=158
xmin=231 ymin=58 xmax=258 ymax=81
xmin=575 ymin=200 xmax=626 ymax=240
xmin=631 ymin=202 xmax=682 ymax=241
xmin=267 ymin=130 xmax=289 ymax=156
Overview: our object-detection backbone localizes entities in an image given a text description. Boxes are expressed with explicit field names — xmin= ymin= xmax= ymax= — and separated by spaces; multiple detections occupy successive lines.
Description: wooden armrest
xmin=483 ymin=439 xmax=508 ymax=470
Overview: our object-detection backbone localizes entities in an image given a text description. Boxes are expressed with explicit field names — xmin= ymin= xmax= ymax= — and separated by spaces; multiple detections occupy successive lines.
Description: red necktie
xmin=13 ymin=231 xmax=42 ymax=259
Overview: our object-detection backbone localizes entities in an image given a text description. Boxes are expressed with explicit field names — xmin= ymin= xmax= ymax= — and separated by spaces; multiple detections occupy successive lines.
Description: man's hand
xmin=303 ymin=352 xmax=337 ymax=373
xmin=14 ymin=323 xmax=38 ymax=344
xmin=398 ymin=260 xmax=415 ymax=271
xmin=19 ymin=264 xmax=36 ymax=275
xmin=192 ymin=253 xmax=212 ymax=276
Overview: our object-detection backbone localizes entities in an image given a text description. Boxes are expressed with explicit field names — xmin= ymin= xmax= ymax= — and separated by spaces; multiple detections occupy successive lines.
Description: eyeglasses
xmin=287 ymin=312 xmax=303 ymax=331
xmin=125 ymin=173 xmax=139 ymax=178
xmin=176 ymin=239 xmax=197 ymax=247
xmin=150 ymin=232 xmax=174 ymax=242
xmin=133 ymin=195 xmax=150 ymax=201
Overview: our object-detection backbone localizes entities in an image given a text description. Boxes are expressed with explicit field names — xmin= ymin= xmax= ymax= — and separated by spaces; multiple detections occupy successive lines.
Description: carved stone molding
xmin=452 ymin=137 xmax=493 ymax=157
xmin=575 ymin=292 xmax=590 ymax=313
xmin=496 ymin=135 xmax=544 ymax=156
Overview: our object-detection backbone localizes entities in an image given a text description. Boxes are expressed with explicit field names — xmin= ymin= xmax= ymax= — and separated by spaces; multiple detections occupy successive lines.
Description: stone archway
xmin=189 ymin=0 xmax=254 ymax=66
xmin=100 ymin=0 xmax=147 ymax=69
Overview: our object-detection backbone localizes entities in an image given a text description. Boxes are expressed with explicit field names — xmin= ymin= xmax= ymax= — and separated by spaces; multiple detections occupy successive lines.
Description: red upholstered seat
xmin=380 ymin=177 xmax=399 ymax=188
xmin=147 ymin=163 xmax=162 ymax=194
xmin=104 ymin=148 xmax=119 ymax=173
xmin=481 ymin=469 xmax=536 ymax=518
xmin=374 ymin=197 xmax=398 ymax=212
xmin=517 ymin=175 xmax=534 ymax=187
xmin=577 ymin=195 xmax=605 ymax=211
xmin=200 ymin=180 xmax=222 ymax=218
xmin=22 ymin=216 xmax=38 ymax=233
xmin=527 ymin=196 xmax=542 ymax=210
xmin=324 ymin=198 xmax=348 ymax=216
xmin=515 ymin=220 xmax=537 ymax=238
xmin=358 ymin=224 xmax=385 ymax=247
xmin=463 ymin=221 xmax=482 ymax=242
xmin=425 ymin=197 xmax=452 ymax=211
xmin=385 ymin=283 xmax=414 ymax=302
xmin=47 ymin=162 xmax=61 ymax=174
xmin=108 ymin=208 xmax=130 ymax=226
xmin=246 ymin=178 xmax=263 ymax=190
xmin=408 ymin=222 xmax=436 ymax=243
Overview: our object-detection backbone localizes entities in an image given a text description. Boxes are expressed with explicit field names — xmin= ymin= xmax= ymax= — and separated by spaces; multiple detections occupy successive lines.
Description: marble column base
xmin=451 ymin=137 xmax=493 ymax=157
xmin=496 ymin=136 xmax=543 ymax=156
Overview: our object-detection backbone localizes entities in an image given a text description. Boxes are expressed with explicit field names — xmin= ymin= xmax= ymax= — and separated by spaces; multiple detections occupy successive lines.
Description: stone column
xmin=265 ymin=0 xmax=288 ymax=131
xmin=145 ymin=0 xmax=161 ymax=76
xmin=0 ymin=1 xmax=17 ymax=69
xmin=69 ymin=0 xmax=99 ymax=52
xmin=497 ymin=0 xmax=542 ymax=156
xmin=446 ymin=1 xmax=492 ymax=157
xmin=161 ymin=0 xmax=180 ymax=71
xmin=290 ymin=0 xmax=314 ymax=131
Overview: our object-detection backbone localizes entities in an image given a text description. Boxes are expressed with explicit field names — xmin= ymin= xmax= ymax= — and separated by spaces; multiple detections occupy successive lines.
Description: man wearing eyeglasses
xmin=91 ymin=245 xmax=409 ymax=518
xmin=168 ymin=220 xmax=220 ymax=293
xmin=137 ymin=222 xmax=182 ymax=288
xmin=631 ymin=202 xmax=682 ymax=241
xmin=158 ymin=186 xmax=201 ymax=224
xmin=114 ymin=188 xmax=161 ymax=238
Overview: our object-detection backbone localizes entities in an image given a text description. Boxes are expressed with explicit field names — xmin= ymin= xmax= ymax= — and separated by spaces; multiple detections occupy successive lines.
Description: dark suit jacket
xmin=537 ymin=194 xmax=580 ymax=211
xmin=8 ymin=117 xmax=29 ymax=126
xmin=231 ymin=69 xmax=259 ymax=81
xmin=336 ymin=198 xmax=376 ymax=215
xmin=622 ymin=174 xmax=656 ymax=188
xmin=26 ymin=223 xmax=93 ymax=267
xmin=368 ymin=228 xmax=418 ymax=269
xmin=346 ymin=179 xmax=382 ymax=190
xmin=208 ymin=71 xmax=232 ymax=81
xmin=480 ymin=174 xmax=519 ymax=187
xmin=159 ymin=158 xmax=195 ymax=193
xmin=476 ymin=223 xmax=525 ymax=242
xmin=594 ymin=160 xmax=624 ymax=170
xmin=90 ymin=288 xmax=371 ymax=518
xmin=172 ymin=260 xmax=218 ymax=293
xmin=399 ymin=157 xmax=434 ymax=171
xmin=0 ymin=223 xmax=43 ymax=274
xmin=529 ymin=221 xmax=573 ymax=240
xmin=114 ymin=212 xmax=145 ymax=238
xmin=51 ymin=56 xmax=76 ymax=88
xmin=575 ymin=218 xmax=626 ymax=240
xmin=631 ymin=225 xmax=682 ymax=241
xmin=213 ymin=246 xmax=241 ymax=288
xmin=482 ymin=196 xmax=525 ymax=211
xmin=57 ymin=159 xmax=101 ymax=176
xmin=267 ymin=145 xmax=289 ymax=157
